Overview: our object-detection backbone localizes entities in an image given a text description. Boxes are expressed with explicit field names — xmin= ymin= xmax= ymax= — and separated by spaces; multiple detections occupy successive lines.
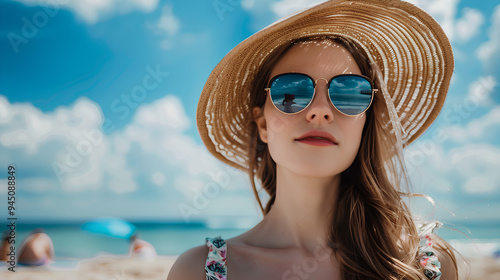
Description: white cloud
xmin=102 ymin=149 xmax=137 ymax=193
xmin=157 ymin=3 xmax=180 ymax=37
xmin=433 ymin=75 xmax=497 ymax=143
xmin=477 ymin=4 xmax=500 ymax=70
xmin=405 ymin=103 xmax=500 ymax=208
xmin=441 ymin=105 xmax=500 ymax=144
xmin=455 ymin=8 xmax=485 ymax=42
xmin=241 ymin=0 xmax=256 ymax=10
xmin=0 ymin=96 xmax=102 ymax=155
xmin=450 ymin=144 xmax=500 ymax=194
xmin=18 ymin=177 xmax=58 ymax=193
xmin=0 ymin=96 xmax=109 ymax=192
xmin=0 ymin=93 xmax=253 ymax=220
xmin=270 ymin=0 xmax=325 ymax=19
xmin=152 ymin=172 xmax=166 ymax=186
xmin=148 ymin=3 xmax=181 ymax=50
xmin=404 ymin=100 xmax=500 ymax=198
xmin=133 ymin=95 xmax=188 ymax=131
xmin=405 ymin=139 xmax=451 ymax=174
xmin=406 ymin=140 xmax=500 ymax=196
xmin=15 ymin=0 xmax=159 ymax=24
xmin=466 ymin=76 xmax=497 ymax=106
xmin=239 ymin=0 xmax=325 ymax=32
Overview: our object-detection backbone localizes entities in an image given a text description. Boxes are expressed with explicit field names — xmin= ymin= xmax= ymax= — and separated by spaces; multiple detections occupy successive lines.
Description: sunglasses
xmin=264 ymin=73 xmax=378 ymax=116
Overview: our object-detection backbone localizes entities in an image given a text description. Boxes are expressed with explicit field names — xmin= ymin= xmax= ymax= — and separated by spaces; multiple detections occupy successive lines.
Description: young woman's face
xmin=253 ymin=40 xmax=367 ymax=178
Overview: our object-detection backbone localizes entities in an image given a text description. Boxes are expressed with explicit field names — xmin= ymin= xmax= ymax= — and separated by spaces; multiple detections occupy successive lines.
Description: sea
xmin=4 ymin=218 xmax=500 ymax=269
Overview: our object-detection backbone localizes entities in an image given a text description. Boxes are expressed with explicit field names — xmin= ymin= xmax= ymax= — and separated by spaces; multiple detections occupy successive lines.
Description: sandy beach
xmin=465 ymin=256 xmax=500 ymax=280
xmin=0 ymin=255 xmax=177 ymax=280
xmin=1 ymin=254 xmax=499 ymax=279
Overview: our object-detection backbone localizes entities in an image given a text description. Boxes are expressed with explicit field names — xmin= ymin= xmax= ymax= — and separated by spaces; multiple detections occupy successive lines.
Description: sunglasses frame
xmin=264 ymin=72 xmax=378 ymax=116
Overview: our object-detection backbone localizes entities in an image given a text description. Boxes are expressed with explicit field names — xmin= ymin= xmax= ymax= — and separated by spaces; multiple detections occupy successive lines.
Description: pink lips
xmin=295 ymin=130 xmax=338 ymax=146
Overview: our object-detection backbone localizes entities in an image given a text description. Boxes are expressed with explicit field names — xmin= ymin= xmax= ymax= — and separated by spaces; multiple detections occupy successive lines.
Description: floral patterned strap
xmin=205 ymin=228 xmax=443 ymax=280
xmin=205 ymin=235 xmax=227 ymax=280
xmin=417 ymin=221 xmax=443 ymax=280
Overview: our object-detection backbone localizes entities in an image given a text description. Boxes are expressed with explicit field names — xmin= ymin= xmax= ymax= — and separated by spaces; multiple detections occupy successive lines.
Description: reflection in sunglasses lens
xmin=270 ymin=74 xmax=314 ymax=113
xmin=329 ymin=76 xmax=372 ymax=115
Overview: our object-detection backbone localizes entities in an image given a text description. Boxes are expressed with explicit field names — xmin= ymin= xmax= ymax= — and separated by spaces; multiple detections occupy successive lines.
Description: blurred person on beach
xmin=17 ymin=228 xmax=54 ymax=266
xmin=168 ymin=0 xmax=461 ymax=279
xmin=0 ymin=230 xmax=12 ymax=261
xmin=129 ymin=233 xmax=157 ymax=260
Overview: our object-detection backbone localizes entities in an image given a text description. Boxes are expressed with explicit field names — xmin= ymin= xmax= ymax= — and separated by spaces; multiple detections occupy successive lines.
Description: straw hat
xmin=197 ymin=0 xmax=454 ymax=172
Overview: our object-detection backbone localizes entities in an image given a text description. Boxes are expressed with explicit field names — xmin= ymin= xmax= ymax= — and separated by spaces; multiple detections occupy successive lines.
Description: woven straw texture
xmin=196 ymin=0 xmax=454 ymax=172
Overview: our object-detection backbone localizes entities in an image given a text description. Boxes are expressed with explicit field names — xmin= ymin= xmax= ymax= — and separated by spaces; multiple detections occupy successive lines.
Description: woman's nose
xmin=305 ymin=79 xmax=335 ymax=122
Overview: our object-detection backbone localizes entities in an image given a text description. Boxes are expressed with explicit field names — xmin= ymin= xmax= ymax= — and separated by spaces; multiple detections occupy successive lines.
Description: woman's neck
xmin=252 ymin=164 xmax=340 ymax=254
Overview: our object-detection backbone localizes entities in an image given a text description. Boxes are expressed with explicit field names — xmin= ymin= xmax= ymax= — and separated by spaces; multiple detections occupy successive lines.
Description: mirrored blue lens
xmin=269 ymin=74 xmax=314 ymax=113
xmin=329 ymin=75 xmax=373 ymax=115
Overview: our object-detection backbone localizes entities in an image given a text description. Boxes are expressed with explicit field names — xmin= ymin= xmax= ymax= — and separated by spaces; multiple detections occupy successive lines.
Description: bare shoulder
xmin=166 ymin=244 xmax=208 ymax=280
xmin=431 ymin=234 xmax=458 ymax=280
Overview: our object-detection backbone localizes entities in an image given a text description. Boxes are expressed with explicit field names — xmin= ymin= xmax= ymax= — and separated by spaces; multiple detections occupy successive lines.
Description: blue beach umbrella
xmin=81 ymin=217 xmax=136 ymax=239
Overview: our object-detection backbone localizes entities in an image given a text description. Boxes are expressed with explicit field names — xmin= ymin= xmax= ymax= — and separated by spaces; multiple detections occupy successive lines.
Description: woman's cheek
xmin=266 ymin=112 xmax=291 ymax=143
xmin=342 ymin=117 xmax=366 ymax=159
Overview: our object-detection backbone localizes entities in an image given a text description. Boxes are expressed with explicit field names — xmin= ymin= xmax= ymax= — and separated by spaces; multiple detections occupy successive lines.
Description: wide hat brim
xmin=197 ymin=0 xmax=454 ymax=172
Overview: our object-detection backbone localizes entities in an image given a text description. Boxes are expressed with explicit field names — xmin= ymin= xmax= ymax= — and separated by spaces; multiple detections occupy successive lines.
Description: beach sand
xmin=0 ymin=255 xmax=177 ymax=280
xmin=465 ymin=257 xmax=500 ymax=280
xmin=1 ymin=254 xmax=499 ymax=279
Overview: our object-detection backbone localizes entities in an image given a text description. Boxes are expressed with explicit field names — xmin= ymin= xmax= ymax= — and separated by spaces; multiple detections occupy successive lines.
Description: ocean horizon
xmin=4 ymin=218 xmax=500 ymax=259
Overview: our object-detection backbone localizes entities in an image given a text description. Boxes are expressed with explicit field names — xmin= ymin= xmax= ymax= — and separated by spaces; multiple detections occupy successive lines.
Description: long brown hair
xmin=243 ymin=35 xmax=457 ymax=279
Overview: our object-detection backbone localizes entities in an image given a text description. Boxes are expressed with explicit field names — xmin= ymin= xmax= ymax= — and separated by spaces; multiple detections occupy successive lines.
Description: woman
xmin=168 ymin=0 xmax=458 ymax=279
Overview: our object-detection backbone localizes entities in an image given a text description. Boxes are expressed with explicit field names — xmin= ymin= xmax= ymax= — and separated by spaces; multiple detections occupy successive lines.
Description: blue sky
xmin=0 ymin=0 xmax=499 ymax=229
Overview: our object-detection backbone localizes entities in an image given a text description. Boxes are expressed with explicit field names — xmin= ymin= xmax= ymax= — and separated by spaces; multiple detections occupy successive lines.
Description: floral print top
xmin=417 ymin=221 xmax=443 ymax=280
xmin=205 ymin=221 xmax=442 ymax=280
xmin=205 ymin=236 xmax=227 ymax=280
